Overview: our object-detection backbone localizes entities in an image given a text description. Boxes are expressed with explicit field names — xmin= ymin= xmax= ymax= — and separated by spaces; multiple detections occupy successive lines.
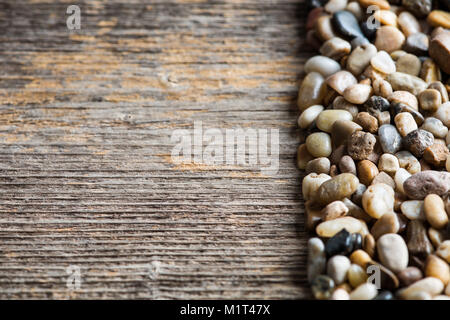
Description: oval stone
xmin=315 ymin=173 xmax=360 ymax=205
xmin=403 ymin=171 xmax=450 ymax=200
xmin=377 ymin=233 xmax=409 ymax=273
xmin=316 ymin=110 xmax=353 ymax=133
xmin=305 ymin=55 xmax=342 ymax=77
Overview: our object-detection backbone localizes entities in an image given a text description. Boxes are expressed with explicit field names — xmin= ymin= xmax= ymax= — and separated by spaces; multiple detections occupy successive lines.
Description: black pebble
xmin=325 ymin=229 xmax=353 ymax=257
xmin=332 ymin=11 xmax=366 ymax=40
xmin=351 ymin=233 xmax=363 ymax=251
xmin=363 ymin=96 xmax=390 ymax=116
xmin=360 ymin=20 xmax=377 ymax=41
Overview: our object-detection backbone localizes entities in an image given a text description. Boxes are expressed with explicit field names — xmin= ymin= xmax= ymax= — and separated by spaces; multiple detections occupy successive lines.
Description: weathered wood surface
xmin=0 ymin=0 xmax=313 ymax=299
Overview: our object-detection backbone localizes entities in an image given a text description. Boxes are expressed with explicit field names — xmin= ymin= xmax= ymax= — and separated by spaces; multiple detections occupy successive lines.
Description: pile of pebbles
xmin=298 ymin=0 xmax=450 ymax=300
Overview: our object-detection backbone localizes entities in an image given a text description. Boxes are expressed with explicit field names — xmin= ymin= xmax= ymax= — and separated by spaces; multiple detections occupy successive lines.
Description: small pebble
xmin=424 ymin=194 xmax=448 ymax=230
xmin=320 ymin=37 xmax=352 ymax=60
xmin=377 ymin=233 xmax=409 ymax=273
xmin=357 ymin=160 xmax=379 ymax=185
xmin=421 ymin=117 xmax=448 ymax=139
xmin=307 ymin=238 xmax=327 ymax=283
xmin=346 ymin=43 xmax=377 ymax=75
xmin=379 ymin=124 xmax=402 ymax=154
xmin=305 ymin=55 xmax=342 ymax=78
xmin=403 ymin=170 xmax=450 ymax=199
xmin=355 ymin=112 xmax=378 ymax=133
xmin=298 ymin=72 xmax=327 ymax=111
xmin=423 ymin=142 xmax=449 ymax=167
xmin=429 ymin=33 xmax=450 ymax=75
xmin=372 ymin=79 xmax=393 ymax=98
xmin=403 ymin=129 xmax=434 ymax=158
xmin=425 ymin=254 xmax=450 ymax=286
xmin=418 ymin=89 xmax=442 ymax=112
xmin=373 ymin=10 xmax=398 ymax=28
xmin=316 ymin=109 xmax=353 ymax=133
xmin=339 ymin=155 xmax=357 ymax=175
xmin=347 ymin=131 xmax=376 ymax=160
xmin=398 ymin=11 xmax=420 ymax=37
xmin=327 ymin=255 xmax=351 ymax=284
xmin=428 ymin=81 xmax=448 ymax=103
xmin=343 ymin=83 xmax=372 ymax=104
xmin=404 ymin=32 xmax=429 ymax=56
xmin=394 ymin=168 xmax=411 ymax=194
xmin=372 ymin=171 xmax=395 ymax=189
xmin=316 ymin=216 xmax=364 ymax=237
xmin=402 ymin=0 xmax=432 ymax=18
xmin=302 ymin=172 xmax=331 ymax=201
xmin=428 ymin=227 xmax=445 ymax=248
xmin=362 ymin=183 xmax=395 ymax=219
xmin=378 ymin=153 xmax=399 ymax=176
xmin=386 ymin=72 xmax=428 ymax=96
xmin=397 ymin=267 xmax=424 ymax=287
xmin=395 ymin=53 xmax=421 ymax=77
xmin=347 ymin=263 xmax=368 ymax=288
xmin=349 ymin=283 xmax=378 ymax=300
xmin=297 ymin=143 xmax=315 ymax=170
xmin=420 ymin=59 xmax=441 ymax=83
xmin=395 ymin=151 xmax=421 ymax=175
xmin=311 ymin=275 xmax=335 ymax=299
xmin=346 ymin=2 xmax=363 ymax=21
xmin=363 ymin=95 xmax=390 ymax=116
xmin=390 ymin=91 xmax=419 ymax=110
xmin=322 ymin=200 xmax=349 ymax=221
xmin=375 ymin=26 xmax=405 ymax=53
xmin=399 ymin=277 xmax=444 ymax=299
xmin=315 ymin=15 xmax=337 ymax=41
xmin=298 ymin=104 xmax=324 ymax=129
xmin=363 ymin=233 xmax=375 ymax=257
xmin=332 ymin=10 xmax=365 ymax=39
xmin=315 ymin=173 xmax=360 ymax=205
xmin=371 ymin=213 xmax=400 ymax=239
xmin=306 ymin=157 xmax=331 ymax=174
xmin=325 ymin=228 xmax=354 ymax=256
xmin=401 ymin=200 xmax=425 ymax=220
xmin=326 ymin=70 xmax=357 ymax=95
xmin=306 ymin=132 xmax=333 ymax=157
xmin=394 ymin=112 xmax=418 ymax=137
xmin=435 ymin=102 xmax=450 ymax=127
xmin=427 ymin=10 xmax=450 ymax=29
xmin=436 ymin=241 xmax=450 ymax=263
xmin=370 ymin=50 xmax=396 ymax=74
xmin=407 ymin=220 xmax=434 ymax=258
xmin=331 ymin=288 xmax=350 ymax=300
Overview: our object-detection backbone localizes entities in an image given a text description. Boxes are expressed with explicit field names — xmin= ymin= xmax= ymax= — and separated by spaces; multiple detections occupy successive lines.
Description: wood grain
xmin=0 ymin=0 xmax=314 ymax=299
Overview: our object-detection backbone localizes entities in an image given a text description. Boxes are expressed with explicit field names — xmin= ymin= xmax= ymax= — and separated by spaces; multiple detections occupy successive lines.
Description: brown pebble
xmin=407 ymin=220 xmax=434 ymax=259
xmin=423 ymin=143 xmax=450 ymax=167
xmin=403 ymin=129 xmax=434 ymax=158
xmin=348 ymin=131 xmax=377 ymax=161
xmin=429 ymin=32 xmax=450 ymax=75
xmin=424 ymin=194 xmax=448 ymax=230
xmin=315 ymin=15 xmax=336 ymax=41
xmin=428 ymin=227 xmax=445 ymax=248
xmin=329 ymin=164 xmax=339 ymax=177
xmin=338 ymin=155 xmax=357 ymax=175
xmin=297 ymin=144 xmax=314 ymax=170
xmin=420 ymin=59 xmax=442 ymax=84
xmin=372 ymin=172 xmax=395 ymax=189
xmin=425 ymin=255 xmax=450 ymax=285
xmin=375 ymin=26 xmax=405 ymax=53
xmin=355 ymin=112 xmax=378 ymax=134
xmin=298 ymin=72 xmax=327 ymax=111
xmin=370 ymin=212 xmax=399 ymax=240
xmin=397 ymin=267 xmax=423 ymax=287
xmin=331 ymin=120 xmax=362 ymax=147
xmin=306 ymin=157 xmax=332 ymax=174
xmin=350 ymin=250 xmax=372 ymax=268
xmin=418 ymin=89 xmax=442 ymax=112
xmin=357 ymin=160 xmax=379 ymax=185
xmin=321 ymin=200 xmax=349 ymax=221
xmin=330 ymin=144 xmax=347 ymax=165
xmin=305 ymin=200 xmax=323 ymax=231
xmin=363 ymin=234 xmax=376 ymax=258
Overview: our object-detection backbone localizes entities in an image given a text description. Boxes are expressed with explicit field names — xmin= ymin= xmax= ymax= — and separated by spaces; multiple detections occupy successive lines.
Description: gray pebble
xmin=378 ymin=124 xmax=402 ymax=154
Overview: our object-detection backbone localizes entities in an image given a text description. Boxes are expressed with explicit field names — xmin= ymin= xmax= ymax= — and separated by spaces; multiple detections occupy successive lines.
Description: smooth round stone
xmin=372 ymin=79 xmax=393 ymax=99
xmin=391 ymin=102 xmax=425 ymax=126
xmin=401 ymin=200 xmax=425 ymax=220
xmin=302 ymin=173 xmax=331 ymax=201
xmin=429 ymin=82 xmax=449 ymax=103
xmin=371 ymin=213 xmax=399 ymax=239
xmin=306 ymin=132 xmax=332 ymax=157
xmin=403 ymin=129 xmax=434 ymax=158
xmin=373 ymin=10 xmax=397 ymax=27
xmin=424 ymin=194 xmax=448 ymax=230
xmin=327 ymin=255 xmax=351 ymax=284
xmin=343 ymin=84 xmax=372 ymax=104
xmin=404 ymin=33 xmax=429 ymax=56
xmin=394 ymin=168 xmax=411 ymax=194
xmin=419 ymin=89 xmax=442 ymax=112
xmin=375 ymin=26 xmax=405 ymax=53
xmin=389 ymin=91 xmax=418 ymax=110
xmin=398 ymin=11 xmax=420 ymax=37
xmin=399 ymin=277 xmax=444 ymax=299
xmin=298 ymin=72 xmax=327 ymax=111
xmin=326 ymin=71 xmax=357 ymax=95
xmin=315 ymin=173 xmax=360 ymax=205
xmin=325 ymin=0 xmax=348 ymax=13
xmin=317 ymin=110 xmax=353 ymax=133
xmin=397 ymin=267 xmax=424 ymax=287
xmin=307 ymin=237 xmax=327 ymax=283
xmin=402 ymin=0 xmax=432 ymax=18
xmin=320 ymin=37 xmax=352 ymax=60
xmin=316 ymin=15 xmax=337 ymax=41
xmin=377 ymin=233 xmax=409 ymax=273
xmin=386 ymin=72 xmax=428 ymax=96
xmin=395 ymin=53 xmax=421 ymax=77
xmin=350 ymin=249 xmax=372 ymax=268
xmin=362 ymin=183 xmax=395 ymax=219
xmin=378 ymin=154 xmax=399 ymax=176
xmin=322 ymin=200 xmax=349 ymax=221
xmin=395 ymin=150 xmax=421 ymax=174
xmin=436 ymin=241 xmax=450 ymax=263
xmin=306 ymin=157 xmax=331 ymax=175
xmin=349 ymin=283 xmax=378 ymax=300
xmin=378 ymin=124 xmax=402 ymax=154
xmin=331 ymin=119 xmax=362 ymax=146
xmin=297 ymin=143 xmax=315 ymax=170
xmin=332 ymin=10 xmax=365 ymax=39
xmin=429 ymin=33 xmax=450 ymax=75
xmin=331 ymin=288 xmax=350 ymax=300
xmin=311 ymin=275 xmax=335 ymax=300
xmin=403 ymin=171 xmax=450 ymax=200
xmin=325 ymin=228 xmax=353 ymax=256
xmin=298 ymin=105 xmax=324 ymax=129
xmin=305 ymin=56 xmax=342 ymax=78
xmin=339 ymin=155 xmax=356 ymax=175
xmin=357 ymin=160 xmax=379 ymax=185
xmin=355 ymin=112 xmax=378 ymax=133
xmin=346 ymin=43 xmax=377 ymax=75
xmin=348 ymin=264 xmax=368 ymax=288
xmin=370 ymin=50 xmax=396 ymax=75
xmin=425 ymin=255 xmax=450 ymax=286
xmin=427 ymin=10 xmax=450 ymax=29
xmin=316 ymin=217 xmax=364 ymax=238
xmin=434 ymin=102 xmax=450 ymax=127
xmin=394 ymin=112 xmax=418 ymax=137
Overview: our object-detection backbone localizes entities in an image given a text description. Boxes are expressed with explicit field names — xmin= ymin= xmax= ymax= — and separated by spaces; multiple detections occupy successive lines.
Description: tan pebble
xmin=306 ymin=132 xmax=332 ymax=157
xmin=321 ymin=200 xmax=349 ymax=221
xmin=419 ymin=89 xmax=442 ymax=112
xmin=362 ymin=183 xmax=394 ymax=219
xmin=371 ymin=50 xmax=396 ymax=74
xmin=298 ymin=72 xmax=327 ymax=111
xmin=347 ymin=264 xmax=368 ymax=288
xmin=346 ymin=1 xmax=363 ymax=21
xmin=423 ymin=143 xmax=450 ymax=167
xmin=436 ymin=241 xmax=450 ymax=263
xmin=316 ymin=110 xmax=353 ymax=133
xmin=350 ymin=249 xmax=372 ymax=268
xmin=427 ymin=10 xmax=450 ymax=29
xmin=377 ymin=153 xmax=399 ymax=176
xmin=398 ymin=11 xmax=421 ymax=37
xmin=315 ymin=15 xmax=336 ymax=41
xmin=305 ymin=55 xmax=342 ymax=78
xmin=372 ymin=172 xmax=395 ymax=189
xmin=395 ymin=53 xmax=421 ymax=77
xmin=343 ymin=84 xmax=372 ymax=104
xmin=394 ymin=112 xmax=418 ymax=137
xmin=357 ymin=160 xmax=379 ymax=185
xmin=428 ymin=81 xmax=448 ymax=103
xmin=346 ymin=43 xmax=378 ymax=76
xmin=377 ymin=233 xmax=409 ymax=273
xmin=400 ymin=200 xmax=425 ymax=220
xmin=320 ymin=37 xmax=352 ymax=60
xmin=372 ymin=79 xmax=393 ymax=99
xmin=326 ymin=71 xmax=358 ymax=95
xmin=355 ymin=112 xmax=378 ymax=133
xmin=386 ymin=72 xmax=428 ymax=96
xmin=389 ymin=91 xmax=418 ymax=110
xmin=399 ymin=277 xmax=445 ymax=299
xmin=331 ymin=288 xmax=350 ymax=300
xmin=371 ymin=213 xmax=399 ymax=239
xmin=342 ymin=197 xmax=372 ymax=223
xmin=424 ymin=194 xmax=448 ymax=230
xmin=297 ymin=144 xmax=314 ymax=170
xmin=298 ymin=105 xmax=324 ymax=129
xmin=420 ymin=59 xmax=442 ymax=84
xmin=306 ymin=157 xmax=331 ymax=175
xmin=302 ymin=172 xmax=331 ymax=201
xmin=349 ymin=283 xmax=378 ymax=300
xmin=316 ymin=216 xmax=363 ymax=238
xmin=333 ymin=96 xmax=359 ymax=117
xmin=358 ymin=0 xmax=390 ymax=10
xmin=373 ymin=10 xmax=397 ymax=27
xmin=363 ymin=234 xmax=375 ymax=257
xmin=375 ymin=26 xmax=405 ymax=53
xmin=425 ymin=255 xmax=450 ymax=285
xmin=394 ymin=168 xmax=411 ymax=194
xmin=315 ymin=173 xmax=360 ymax=205
xmin=339 ymin=155 xmax=356 ymax=175
xmin=428 ymin=227 xmax=445 ymax=249
xmin=395 ymin=151 xmax=421 ymax=174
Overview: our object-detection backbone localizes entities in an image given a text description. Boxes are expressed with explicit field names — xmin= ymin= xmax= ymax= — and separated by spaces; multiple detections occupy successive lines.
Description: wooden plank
xmin=0 ymin=0 xmax=313 ymax=299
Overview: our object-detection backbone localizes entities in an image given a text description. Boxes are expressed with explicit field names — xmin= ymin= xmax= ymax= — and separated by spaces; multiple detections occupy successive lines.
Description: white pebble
xmin=349 ymin=283 xmax=378 ymax=300
xmin=305 ymin=56 xmax=341 ymax=78
xmin=371 ymin=51 xmax=396 ymax=74
xmin=298 ymin=105 xmax=324 ymax=129
xmin=327 ymin=255 xmax=351 ymax=285
xmin=400 ymin=200 xmax=425 ymax=220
